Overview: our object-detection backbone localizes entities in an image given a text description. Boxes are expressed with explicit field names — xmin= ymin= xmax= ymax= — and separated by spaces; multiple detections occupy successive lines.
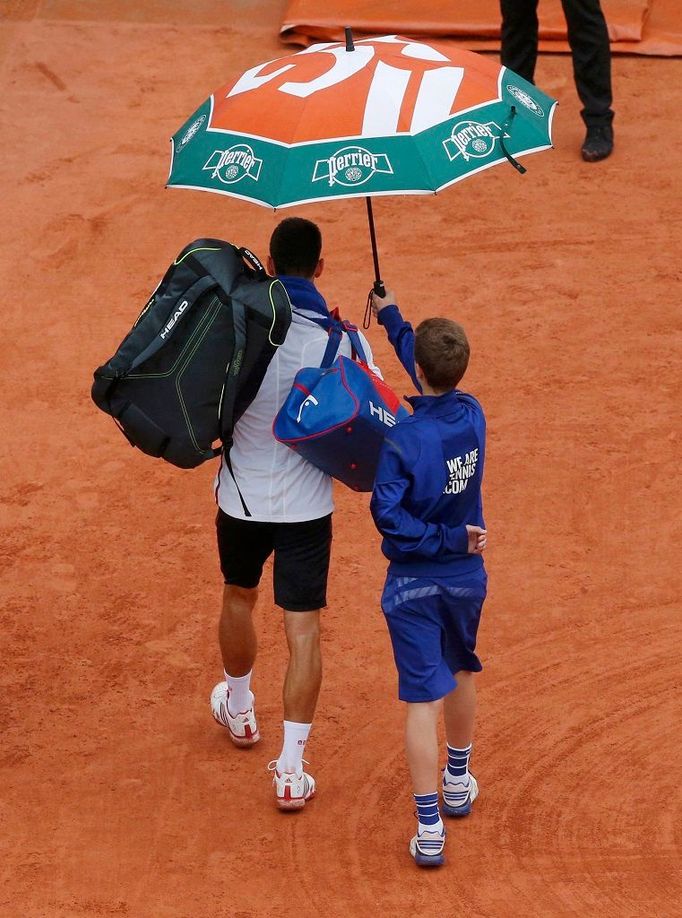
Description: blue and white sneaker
xmin=409 ymin=823 xmax=446 ymax=867
xmin=442 ymin=771 xmax=479 ymax=817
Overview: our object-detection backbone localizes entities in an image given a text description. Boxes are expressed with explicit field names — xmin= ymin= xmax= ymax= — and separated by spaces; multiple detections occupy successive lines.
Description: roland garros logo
xmin=312 ymin=145 xmax=393 ymax=188
xmin=203 ymin=144 xmax=263 ymax=184
xmin=177 ymin=114 xmax=206 ymax=151
xmin=507 ymin=84 xmax=544 ymax=117
xmin=443 ymin=120 xmax=502 ymax=163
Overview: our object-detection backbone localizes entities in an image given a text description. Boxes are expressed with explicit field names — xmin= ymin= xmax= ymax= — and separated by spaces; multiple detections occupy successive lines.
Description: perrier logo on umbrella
xmin=312 ymin=145 xmax=393 ymax=188
xmin=442 ymin=120 xmax=502 ymax=164
xmin=203 ymin=144 xmax=263 ymax=185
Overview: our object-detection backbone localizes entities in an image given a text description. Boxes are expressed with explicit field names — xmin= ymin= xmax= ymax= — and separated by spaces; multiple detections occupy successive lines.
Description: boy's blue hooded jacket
xmin=370 ymin=305 xmax=486 ymax=577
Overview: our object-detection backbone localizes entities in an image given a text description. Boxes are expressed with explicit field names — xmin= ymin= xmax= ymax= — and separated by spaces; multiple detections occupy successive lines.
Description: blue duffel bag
xmin=273 ymin=320 xmax=409 ymax=492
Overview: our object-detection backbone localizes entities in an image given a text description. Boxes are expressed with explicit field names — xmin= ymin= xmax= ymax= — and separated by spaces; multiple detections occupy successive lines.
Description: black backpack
xmin=91 ymin=238 xmax=291 ymax=478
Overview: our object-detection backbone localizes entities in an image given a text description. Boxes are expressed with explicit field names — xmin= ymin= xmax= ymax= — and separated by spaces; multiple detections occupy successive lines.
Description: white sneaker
xmin=442 ymin=771 xmax=479 ymax=817
xmin=210 ymin=681 xmax=260 ymax=747
xmin=409 ymin=823 xmax=446 ymax=867
xmin=267 ymin=761 xmax=316 ymax=810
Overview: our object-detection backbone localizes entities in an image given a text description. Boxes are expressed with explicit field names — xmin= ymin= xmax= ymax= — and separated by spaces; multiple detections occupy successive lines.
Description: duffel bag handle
xmin=320 ymin=322 xmax=344 ymax=368
xmin=340 ymin=320 xmax=368 ymax=365
xmin=319 ymin=319 xmax=368 ymax=369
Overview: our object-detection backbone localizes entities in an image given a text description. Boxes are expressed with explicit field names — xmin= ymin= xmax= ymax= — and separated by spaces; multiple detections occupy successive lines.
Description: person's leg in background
xmin=500 ymin=0 xmax=541 ymax=83
xmin=562 ymin=0 xmax=614 ymax=160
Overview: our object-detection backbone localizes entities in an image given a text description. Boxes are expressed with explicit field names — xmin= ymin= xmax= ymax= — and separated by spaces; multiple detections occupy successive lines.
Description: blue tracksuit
xmin=370 ymin=305 xmax=486 ymax=578
xmin=370 ymin=305 xmax=487 ymax=702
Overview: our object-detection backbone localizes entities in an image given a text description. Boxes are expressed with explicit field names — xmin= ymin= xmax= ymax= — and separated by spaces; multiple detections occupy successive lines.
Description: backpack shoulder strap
xmin=218 ymin=296 xmax=252 ymax=516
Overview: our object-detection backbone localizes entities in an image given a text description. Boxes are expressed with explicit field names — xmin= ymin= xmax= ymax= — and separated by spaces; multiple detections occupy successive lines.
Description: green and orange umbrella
xmin=168 ymin=31 xmax=557 ymax=301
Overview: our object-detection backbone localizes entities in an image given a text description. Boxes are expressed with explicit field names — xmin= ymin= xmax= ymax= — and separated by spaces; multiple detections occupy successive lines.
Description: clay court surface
xmin=1 ymin=1 xmax=680 ymax=915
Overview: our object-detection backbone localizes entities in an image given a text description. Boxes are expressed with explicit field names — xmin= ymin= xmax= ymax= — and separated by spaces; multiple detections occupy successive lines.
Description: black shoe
xmin=581 ymin=125 xmax=614 ymax=162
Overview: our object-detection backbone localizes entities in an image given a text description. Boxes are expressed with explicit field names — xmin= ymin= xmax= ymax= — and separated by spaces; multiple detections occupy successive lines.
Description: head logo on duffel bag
xmin=274 ymin=320 xmax=408 ymax=491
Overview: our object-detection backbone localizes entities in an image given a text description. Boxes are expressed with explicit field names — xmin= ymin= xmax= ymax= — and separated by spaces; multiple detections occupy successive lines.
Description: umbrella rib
xmin=406 ymin=128 xmax=440 ymax=194
xmin=271 ymin=98 xmax=321 ymax=208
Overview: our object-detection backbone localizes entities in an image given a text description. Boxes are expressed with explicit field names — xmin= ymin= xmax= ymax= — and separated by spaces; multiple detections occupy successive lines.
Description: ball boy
xmin=370 ymin=291 xmax=487 ymax=867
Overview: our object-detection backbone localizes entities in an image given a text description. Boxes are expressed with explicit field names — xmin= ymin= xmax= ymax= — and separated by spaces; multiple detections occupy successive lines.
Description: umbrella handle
xmin=500 ymin=106 xmax=527 ymax=175
xmin=363 ymin=280 xmax=386 ymax=329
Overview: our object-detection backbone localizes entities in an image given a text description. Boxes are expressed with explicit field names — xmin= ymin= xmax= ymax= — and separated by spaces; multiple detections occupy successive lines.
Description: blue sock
xmin=446 ymin=743 xmax=472 ymax=782
xmin=414 ymin=792 xmax=441 ymax=827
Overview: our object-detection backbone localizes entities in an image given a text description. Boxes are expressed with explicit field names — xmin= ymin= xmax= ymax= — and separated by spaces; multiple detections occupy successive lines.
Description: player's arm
xmin=370 ymin=434 xmax=471 ymax=559
xmin=370 ymin=288 xmax=421 ymax=392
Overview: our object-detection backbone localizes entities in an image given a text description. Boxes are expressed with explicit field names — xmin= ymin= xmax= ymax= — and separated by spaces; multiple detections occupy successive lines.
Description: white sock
xmin=276 ymin=721 xmax=312 ymax=774
xmin=225 ymin=669 xmax=253 ymax=717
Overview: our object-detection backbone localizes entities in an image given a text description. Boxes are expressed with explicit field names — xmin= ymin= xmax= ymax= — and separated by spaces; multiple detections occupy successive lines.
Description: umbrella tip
xmin=344 ymin=26 xmax=355 ymax=51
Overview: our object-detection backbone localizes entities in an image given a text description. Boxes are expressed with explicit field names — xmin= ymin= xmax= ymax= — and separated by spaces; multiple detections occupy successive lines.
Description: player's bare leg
xmin=442 ymin=671 xmax=478 ymax=817
xmin=405 ymin=700 xmax=446 ymax=866
xmin=210 ymin=585 xmax=260 ymax=746
xmin=282 ymin=609 xmax=321 ymax=722
xmin=270 ymin=610 xmax=321 ymax=809
xmin=219 ymin=584 xmax=258 ymax=676
xmin=443 ymin=670 xmax=476 ymax=747
xmin=405 ymin=700 xmax=442 ymax=793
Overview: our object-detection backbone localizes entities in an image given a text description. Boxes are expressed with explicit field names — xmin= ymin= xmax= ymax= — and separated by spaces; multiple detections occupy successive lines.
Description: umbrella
xmin=167 ymin=30 xmax=557 ymax=318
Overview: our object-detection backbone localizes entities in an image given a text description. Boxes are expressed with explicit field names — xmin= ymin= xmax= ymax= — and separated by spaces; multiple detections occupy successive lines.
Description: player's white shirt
xmin=215 ymin=306 xmax=380 ymax=522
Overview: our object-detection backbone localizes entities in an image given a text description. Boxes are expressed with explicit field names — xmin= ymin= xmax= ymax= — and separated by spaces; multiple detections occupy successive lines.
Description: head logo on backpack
xmin=91 ymin=239 xmax=292 ymax=486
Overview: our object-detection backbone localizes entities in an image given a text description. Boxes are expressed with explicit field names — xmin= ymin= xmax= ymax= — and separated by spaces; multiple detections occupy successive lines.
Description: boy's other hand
xmin=465 ymin=525 xmax=487 ymax=554
xmin=371 ymin=287 xmax=397 ymax=317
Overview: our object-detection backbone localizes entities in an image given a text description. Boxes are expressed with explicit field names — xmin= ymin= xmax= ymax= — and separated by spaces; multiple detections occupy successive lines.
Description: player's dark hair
xmin=414 ymin=318 xmax=470 ymax=391
xmin=269 ymin=217 xmax=322 ymax=277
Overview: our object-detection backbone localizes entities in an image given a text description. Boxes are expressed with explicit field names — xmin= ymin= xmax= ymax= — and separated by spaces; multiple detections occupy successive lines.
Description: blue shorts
xmin=381 ymin=570 xmax=486 ymax=703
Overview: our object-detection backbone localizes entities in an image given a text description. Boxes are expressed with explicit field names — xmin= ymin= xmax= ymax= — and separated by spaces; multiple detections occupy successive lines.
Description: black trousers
xmin=500 ymin=0 xmax=613 ymax=126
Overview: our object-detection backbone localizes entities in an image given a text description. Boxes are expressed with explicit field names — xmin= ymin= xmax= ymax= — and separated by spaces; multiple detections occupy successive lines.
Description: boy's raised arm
xmin=371 ymin=288 xmax=421 ymax=393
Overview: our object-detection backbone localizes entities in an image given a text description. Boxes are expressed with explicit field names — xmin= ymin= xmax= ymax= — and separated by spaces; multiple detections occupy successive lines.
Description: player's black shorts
xmin=216 ymin=509 xmax=333 ymax=612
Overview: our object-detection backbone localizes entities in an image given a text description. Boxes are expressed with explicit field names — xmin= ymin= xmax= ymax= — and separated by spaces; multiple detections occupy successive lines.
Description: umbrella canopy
xmin=167 ymin=34 xmax=557 ymax=209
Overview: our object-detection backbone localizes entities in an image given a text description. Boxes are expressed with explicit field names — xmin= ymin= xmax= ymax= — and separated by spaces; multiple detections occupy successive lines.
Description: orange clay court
xmin=0 ymin=1 xmax=680 ymax=916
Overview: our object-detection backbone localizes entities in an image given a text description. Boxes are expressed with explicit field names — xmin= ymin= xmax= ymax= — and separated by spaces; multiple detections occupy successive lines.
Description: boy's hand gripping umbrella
xmin=167 ymin=30 xmax=557 ymax=324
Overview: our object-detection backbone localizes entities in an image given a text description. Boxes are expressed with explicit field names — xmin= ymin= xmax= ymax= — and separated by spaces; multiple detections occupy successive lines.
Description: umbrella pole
xmin=364 ymin=197 xmax=385 ymax=328
xmin=365 ymin=197 xmax=384 ymax=294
